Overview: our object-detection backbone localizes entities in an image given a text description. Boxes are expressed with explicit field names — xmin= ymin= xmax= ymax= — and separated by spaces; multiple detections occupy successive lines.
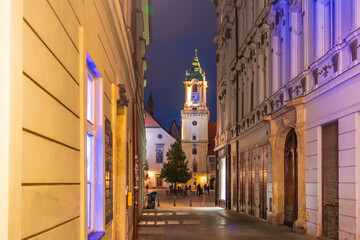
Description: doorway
xmin=156 ymin=176 xmax=163 ymax=187
xmin=284 ymin=129 xmax=298 ymax=227
xmin=322 ymin=121 xmax=339 ymax=239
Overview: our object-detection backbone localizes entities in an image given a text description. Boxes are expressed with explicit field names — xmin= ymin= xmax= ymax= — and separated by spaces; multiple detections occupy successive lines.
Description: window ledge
xmin=88 ymin=231 xmax=105 ymax=240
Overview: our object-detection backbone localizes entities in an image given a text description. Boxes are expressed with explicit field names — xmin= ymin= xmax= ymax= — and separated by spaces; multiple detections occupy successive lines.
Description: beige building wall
xmin=1 ymin=0 xmax=151 ymax=239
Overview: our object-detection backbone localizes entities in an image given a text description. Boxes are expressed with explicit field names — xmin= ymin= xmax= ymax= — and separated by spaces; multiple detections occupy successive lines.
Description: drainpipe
xmin=235 ymin=3 xmax=240 ymax=213
xmin=133 ymin=100 xmax=139 ymax=239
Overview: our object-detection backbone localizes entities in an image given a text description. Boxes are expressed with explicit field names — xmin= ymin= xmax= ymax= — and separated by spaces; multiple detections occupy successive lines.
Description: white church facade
xmin=145 ymin=94 xmax=176 ymax=188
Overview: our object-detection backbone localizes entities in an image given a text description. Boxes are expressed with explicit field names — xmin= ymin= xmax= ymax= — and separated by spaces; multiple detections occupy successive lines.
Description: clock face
xmin=191 ymin=92 xmax=199 ymax=104
xmin=192 ymin=121 xmax=197 ymax=126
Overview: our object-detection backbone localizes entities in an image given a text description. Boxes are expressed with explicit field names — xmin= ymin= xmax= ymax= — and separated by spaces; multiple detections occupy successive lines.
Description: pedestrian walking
xmin=146 ymin=184 xmax=149 ymax=192
xmin=204 ymin=184 xmax=207 ymax=195
xmin=196 ymin=183 xmax=200 ymax=196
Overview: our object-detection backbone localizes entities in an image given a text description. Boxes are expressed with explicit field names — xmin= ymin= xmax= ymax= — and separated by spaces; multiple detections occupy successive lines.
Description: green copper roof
xmin=186 ymin=49 xmax=204 ymax=81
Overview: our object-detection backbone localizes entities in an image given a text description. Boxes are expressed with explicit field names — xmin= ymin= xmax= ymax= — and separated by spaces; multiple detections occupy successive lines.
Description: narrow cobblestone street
xmin=138 ymin=190 xmax=315 ymax=240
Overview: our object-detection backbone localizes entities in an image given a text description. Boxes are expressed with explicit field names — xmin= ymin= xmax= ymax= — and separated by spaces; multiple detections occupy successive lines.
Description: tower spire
xmin=147 ymin=89 xmax=154 ymax=116
xmin=186 ymin=48 xmax=203 ymax=81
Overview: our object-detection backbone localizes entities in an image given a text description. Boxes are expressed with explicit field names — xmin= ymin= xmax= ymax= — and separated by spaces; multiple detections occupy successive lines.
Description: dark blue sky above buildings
xmin=144 ymin=0 xmax=217 ymax=130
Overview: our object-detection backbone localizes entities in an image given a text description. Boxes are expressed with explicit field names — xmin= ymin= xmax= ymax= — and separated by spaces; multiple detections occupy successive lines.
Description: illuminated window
xmin=87 ymin=72 xmax=95 ymax=123
xmin=220 ymin=157 xmax=226 ymax=200
xmin=86 ymin=54 xmax=104 ymax=236
xmin=86 ymin=133 xmax=94 ymax=231
xmin=156 ymin=144 xmax=164 ymax=163
xmin=86 ymin=70 xmax=96 ymax=233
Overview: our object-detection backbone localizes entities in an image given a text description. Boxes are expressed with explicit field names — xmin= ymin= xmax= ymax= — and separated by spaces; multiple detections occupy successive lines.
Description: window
xmin=192 ymin=148 xmax=197 ymax=155
xmin=324 ymin=0 xmax=335 ymax=52
xmin=157 ymin=134 xmax=163 ymax=139
xmin=86 ymin=54 xmax=104 ymax=235
xmin=87 ymin=72 xmax=95 ymax=123
xmin=86 ymin=70 xmax=96 ymax=233
xmin=220 ymin=157 xmax=226 ymax=200
xmin=156 ymin=144 xmax=164 ymax=163
xmin=86 ymin=133 xmax=94 ymax=231
xmin=192 ymin=134 xmax=196 ymax=140
xmin=192 ymin=84 xmax=198 ymax=92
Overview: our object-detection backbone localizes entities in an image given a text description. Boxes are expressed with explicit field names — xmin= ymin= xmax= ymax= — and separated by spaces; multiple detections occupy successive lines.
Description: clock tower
xmin=181 ymin=49 xmax=209 ymax=186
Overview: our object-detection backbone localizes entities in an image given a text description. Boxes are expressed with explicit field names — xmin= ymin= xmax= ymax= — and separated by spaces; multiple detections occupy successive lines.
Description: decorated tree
xmin=160 ymin=142 xmax=192 ymax=191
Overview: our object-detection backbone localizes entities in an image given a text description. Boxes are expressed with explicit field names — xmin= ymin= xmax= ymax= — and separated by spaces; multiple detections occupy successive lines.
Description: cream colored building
xmin=181 ymin=51 xmax=210 ymax=187
xmin=214 ymin=0 xmax=360 ymax=239
xmin=0 ymin=0 xmax=151 ymax=239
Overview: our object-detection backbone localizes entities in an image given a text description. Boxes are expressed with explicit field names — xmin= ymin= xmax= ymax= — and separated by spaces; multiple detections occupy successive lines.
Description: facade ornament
xmin=117 ymin=84 xmax=129 ymax=107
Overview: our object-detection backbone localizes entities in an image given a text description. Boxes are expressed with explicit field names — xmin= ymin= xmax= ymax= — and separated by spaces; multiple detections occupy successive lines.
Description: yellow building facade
xmin=0 ymin=0 xmax=151 ymax=239
xmin=181 ymin=51 xmax=209 ymax=187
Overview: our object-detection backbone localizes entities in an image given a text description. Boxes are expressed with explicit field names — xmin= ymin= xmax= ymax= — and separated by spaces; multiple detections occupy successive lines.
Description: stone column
xmin=287 ymin=98 xmax=306 ymax=234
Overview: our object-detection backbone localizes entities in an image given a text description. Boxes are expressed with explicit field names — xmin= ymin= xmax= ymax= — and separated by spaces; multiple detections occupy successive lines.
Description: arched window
xmin=192 ymin=84 xmax=198 ymax=92
xmin=192 ymin=148 xmax=197 ymax=155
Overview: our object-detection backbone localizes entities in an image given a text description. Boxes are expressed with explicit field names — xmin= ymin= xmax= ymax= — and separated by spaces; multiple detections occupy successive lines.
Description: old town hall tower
xmin=181 ymin=49 xmax=209 ymax=185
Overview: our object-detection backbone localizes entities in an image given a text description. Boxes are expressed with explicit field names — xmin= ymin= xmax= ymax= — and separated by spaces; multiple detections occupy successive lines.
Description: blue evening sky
xmin=144 ymin=0 xmax=217 ymax=130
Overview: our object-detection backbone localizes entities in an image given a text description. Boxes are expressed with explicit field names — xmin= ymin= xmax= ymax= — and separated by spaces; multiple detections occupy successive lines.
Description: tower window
xmin=192 ymin=134 xmax=196 ymax=140
xmin=192 ymin=148 xmax=197 ymax=155
xmin=192 ymin=84 xmax=198 ymax=92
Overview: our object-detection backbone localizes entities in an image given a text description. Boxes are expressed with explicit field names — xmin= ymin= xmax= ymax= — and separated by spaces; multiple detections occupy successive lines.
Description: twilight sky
xmin=144 ymin=0 xmax=217 ymax=130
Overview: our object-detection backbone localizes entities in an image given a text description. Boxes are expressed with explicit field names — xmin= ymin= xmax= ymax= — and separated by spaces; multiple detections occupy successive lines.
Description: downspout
xmin=133 ymin=100 xmax=139 ymax=239
xmin=235 ymin=3 xmax=240 ymax=213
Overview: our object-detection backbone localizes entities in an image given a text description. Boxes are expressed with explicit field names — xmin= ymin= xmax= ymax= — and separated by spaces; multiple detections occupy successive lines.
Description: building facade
xmin=214 ymin=0 xmax=360 ymax=239
xmin=181 ymin=50 xmax=210 ymax=187
xmin=207 ymin=122 xmax=217 ymax=189
xmin=145 ymin=109 xmax=177 ymax=189
xmin=0 ymin=0 xmax=151 ymax=239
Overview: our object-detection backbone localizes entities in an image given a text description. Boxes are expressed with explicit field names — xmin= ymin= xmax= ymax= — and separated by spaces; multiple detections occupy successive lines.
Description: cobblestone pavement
xmin=137 ymin=207 xmax=315 ymax=240
xmin=138 ymin=190 xmax=315 ymax=240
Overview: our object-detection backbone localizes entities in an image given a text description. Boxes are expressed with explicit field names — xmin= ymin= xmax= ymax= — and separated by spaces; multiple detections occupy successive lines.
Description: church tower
xmin=147 ymin=90 xmax=154 ymax=116
xmin=181 ymin=49 xmax=209 ymax=186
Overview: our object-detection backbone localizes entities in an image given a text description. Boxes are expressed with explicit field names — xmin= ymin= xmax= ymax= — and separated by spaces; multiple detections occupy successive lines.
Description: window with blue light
xmin=86 ymin=132 xmax=94 ymax=232
xmin=87 ymin=72 xmax=95 ymax=123
xmin=86 ymin=53 xmax=105 ymax=237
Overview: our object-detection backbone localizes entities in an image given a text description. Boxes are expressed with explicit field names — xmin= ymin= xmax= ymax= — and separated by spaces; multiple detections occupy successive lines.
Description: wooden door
xmin=259 ymin=146 xmax=268 ymax=219
xmin=156 ymin=176 xmax=163 ymax=187
xmin=284 ymin=129 xmax=298 ymax=227
xmin=322 ymin=121 xmax=339 ymax=239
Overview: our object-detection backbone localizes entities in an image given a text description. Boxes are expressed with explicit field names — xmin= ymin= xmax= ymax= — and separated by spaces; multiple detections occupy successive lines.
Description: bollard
xmin=157 ymin=193 xmax=160 ymax=207
xmin=174 ymin=195 xmax=176 ymax=207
